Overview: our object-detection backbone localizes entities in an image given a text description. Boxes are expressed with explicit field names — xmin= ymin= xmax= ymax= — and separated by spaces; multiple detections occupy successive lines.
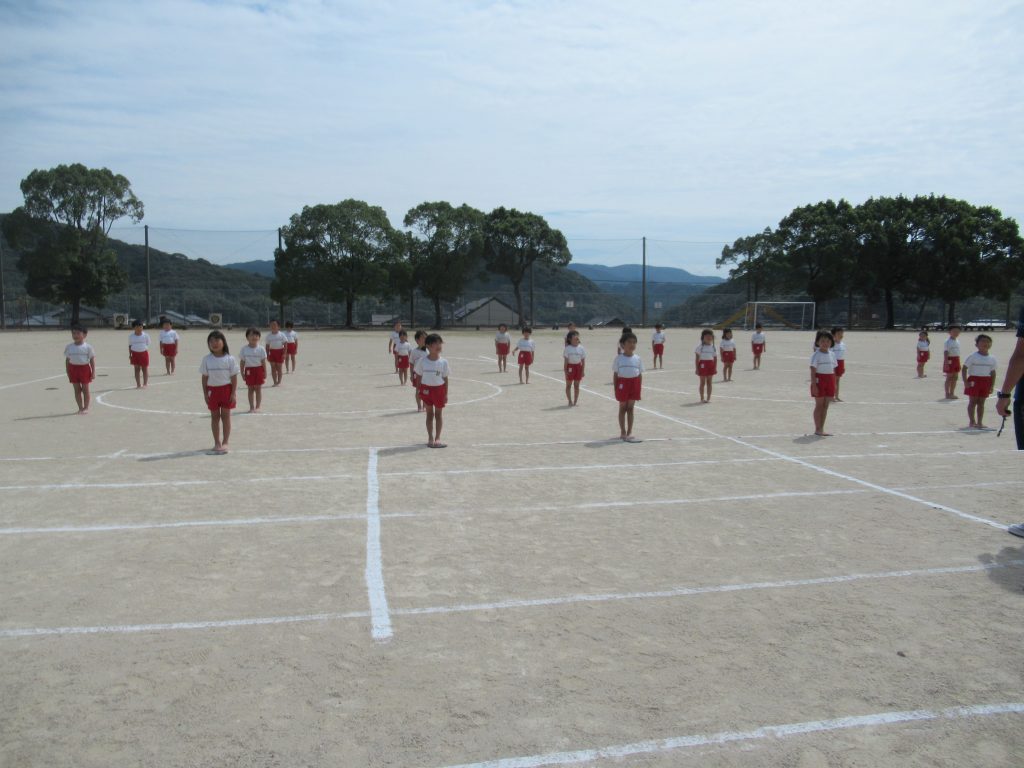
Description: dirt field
xmin=1 ymin=326 xmax=1022 ymax=768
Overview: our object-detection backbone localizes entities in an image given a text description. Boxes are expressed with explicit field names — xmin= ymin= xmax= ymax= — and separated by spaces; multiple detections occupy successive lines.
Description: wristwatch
xmin=996 ymin=391 xmax=1012 ymax=399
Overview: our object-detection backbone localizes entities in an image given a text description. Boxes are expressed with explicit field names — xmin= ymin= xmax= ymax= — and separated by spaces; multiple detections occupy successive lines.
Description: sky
xmin=1 ymin=0 xmax=1022 ymax=274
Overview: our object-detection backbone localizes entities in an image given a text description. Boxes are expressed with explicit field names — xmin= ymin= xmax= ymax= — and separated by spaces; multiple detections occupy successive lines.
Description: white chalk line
xmin=529 ymin=371 xmax=1005 ymax=530
xmin=4 ymin=559 xmax=1020 ymax=639
xmin=641 ymin=383 xmax=944 ymax=406
xmin=364 ymin=447 xmax=393 ymax=642
xmin=0 ymin=373 xmax=68 ymax=391
xmin=434 ymin=702 xmax=1024 ymax=768
xmin=0 ymin=473 xmax=359 ymax=492
xmin=383 ymin=457 xmax=780 ymax=478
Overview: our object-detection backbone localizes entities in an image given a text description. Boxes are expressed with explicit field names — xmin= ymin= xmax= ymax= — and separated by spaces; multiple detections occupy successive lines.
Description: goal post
xmin=743 ymin=301 xmax=816 ymax=331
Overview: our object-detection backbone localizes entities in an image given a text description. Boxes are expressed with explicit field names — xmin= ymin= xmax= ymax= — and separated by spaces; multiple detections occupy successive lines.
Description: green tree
xmin=482 ymin=207 xmax=571 ymax=324
xmin=404 ymin=202 xmax=484 ymax=328
xmin=717 ymin=227 xmax=782 ymax=302
xmin=279 ymin=200 xmax=397 ymax=327
xmin=2 ymin=164 xmax=143 ymax=324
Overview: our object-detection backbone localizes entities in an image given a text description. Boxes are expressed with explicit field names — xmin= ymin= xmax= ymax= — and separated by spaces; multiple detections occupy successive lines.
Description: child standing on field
xmin=265 ymin=319 xmax=287 ymax=387
xmin=831 ymin=326 xmax=846 ymax=402
xmin=613 ymin=331 xmax=643 ymax=442
xmin=284 ymin=320 xmax=299 ymax=374
xmin=65 ymin=324 xmax=95 ymax=414
xmin=495 ymin=323 xmax=511 ymax=372
xmin=751 ymin=323 xmax=766 ymax=369
xmin=159 ymin=317 xmax=179 ymax=376
xmin=128 ymin=319 xmax=151 ymax=388
xmin=695 ymin=328 xmax=718 ymax=403
xmin=810 ymin=330 xmax=838 ymax=436
xmin=720 ymin=327 xmax=736 ymax=381
xmin=651 ymin=323 xmax=666 ymax=368
xmin=410 ymin=330 xmax=428 ymax=411
xmin=916 ymin=330 xmax=930 ymax=378
xmin=563 ymin=330 xmax=586 ymax=406
xmin=943 ymin=324 xmax=962 ymax=399
xmin=394 ymin=330 xmax=412 ymax=386
xmin=200 ymin=330 xmax=239 ymax=454
xmin=962 ymin=334 xmax=998 ymax=429
xmin=516 ymin=327 xmax=536 ymax=384
xmin=388 ymin=320 xmax=403 ymax=373
xmin=414 ymin=333 xmax=449 ymax=448
xmin=239 ymin=327 xmax=267 ymax=413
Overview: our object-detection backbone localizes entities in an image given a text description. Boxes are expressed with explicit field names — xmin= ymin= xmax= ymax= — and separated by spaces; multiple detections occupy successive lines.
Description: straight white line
xmin=434 ymin=703 xmax=1024 ymax=768
xmin=6 ymin=559 xmax=1017 ymax=639
xmin=382 ymin=457 xmax=780 ymax=478
xmin=0 ymin=473 xmax=359 ymax=492
xmin=364 ymin=447 xmax=392 ymax=642
xmin=0 ymin=374 xmax=67 ymax=391
xmin=530 ymin=371 xmax=1006 ymax=531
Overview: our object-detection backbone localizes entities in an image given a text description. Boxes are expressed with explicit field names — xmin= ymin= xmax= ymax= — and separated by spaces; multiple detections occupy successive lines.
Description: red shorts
xmin=130 ymin=350 xmax=149 ymax=366
xmin=420 ymin=383 xmax=447 ymax=409
xmin=243 ymin=366 xmax=266 ymax=386
xmin=206 ymin=384 xmax=235 ymax=411
xmin=835 ymin=359 xmax=846 ymax=377
xmin=160 ymin=342 xmax=178 ymax=358
xmin=752 ymin=343 xmax=764 ymax=355
xmin=68 ymin=363 xmax=93 ymax=384
xmin=943 ymin=356 xmax=961 ymax=374
xmin=518 ymin=351 xmax=533 ymax=365
xmin=917 ymin=350 xmax=930 ymax=364
xmin=697 ymin=359 xmax=717 ymax=377
xmin=812 ymin=373 xmax=837 ymax=398
xmin=964 ymin=375 xmax=993 ymax=398
xmin=397 ymin=356 xmax=410 ymax=370
xmin=411 ymin=373 xmax=421 ymax=387
xmin=653 ymin=343 xmax=664 ymax=356
xmin=286 ymin=342 xmax=297 ymax=355
xmin=267 ymin=348 xmax=285 ymax=364
xmin=615 ymin=376 xmax=642 ymax=402
xmin=565 ymin=363 xmax=584 ymax=381
xmin=496 ymin=343 xmax=510 ymax=355
xmin=721 ymin=350 xmax=736 ymax=363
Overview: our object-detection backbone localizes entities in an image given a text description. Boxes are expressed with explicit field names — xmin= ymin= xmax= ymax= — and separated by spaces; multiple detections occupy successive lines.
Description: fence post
xmin=641 ymin=236 xmax=647 ymax=327
xmin=144 ymin=224 xmax=151 ymax=324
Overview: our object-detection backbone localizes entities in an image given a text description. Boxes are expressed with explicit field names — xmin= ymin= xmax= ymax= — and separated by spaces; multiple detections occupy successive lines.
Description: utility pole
xmin=641 ymin=237 xmax=647 ymax=327
xmin=0 ymin=234 xmax=7 ymax=330
xmin=529 ymin=260 xmax=534 ymax=326
xmin=144 ymin=225 xmax=151 ymax=324
xmin=277 ymin=228 xmax=285 ymax=324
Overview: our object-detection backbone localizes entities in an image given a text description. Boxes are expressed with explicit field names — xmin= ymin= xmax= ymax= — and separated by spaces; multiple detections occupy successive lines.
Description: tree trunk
xmin=345 ymin=296 xmax=354 ymax=328
xmin=511 ymin=280 xmax=524 ymax=328
xmin=409 ymin=290 xmax=415 ymax=328
xmin=433 ymin=296 xmax=443 ymax=329
xmin=947 ymin=301 xmax=957 ymax=325
xmin=847 ymin=289 xmax=854 ymax=329
xmin=914 ymin=297 xmax=928 ymax=327
xmin=71 ymin=298 xmax=81 ymax=326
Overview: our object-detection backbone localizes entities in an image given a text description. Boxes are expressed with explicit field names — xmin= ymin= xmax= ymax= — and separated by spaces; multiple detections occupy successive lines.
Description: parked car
xmin=964 ymin=319 xmax=1009 ymax=331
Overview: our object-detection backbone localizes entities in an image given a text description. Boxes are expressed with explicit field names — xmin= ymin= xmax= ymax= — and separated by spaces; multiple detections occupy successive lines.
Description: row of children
xmin=917 ymin=325 xmax=1000 ymax=428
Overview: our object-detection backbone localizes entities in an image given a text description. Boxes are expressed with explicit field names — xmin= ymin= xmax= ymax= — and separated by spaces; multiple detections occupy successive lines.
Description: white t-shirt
xmin=917 ymin=339 xmax=930 ymax=351
xmin=833 ymin=340 xmax=846 ymax=360
xmin=394 ymin=341 xmax=412 ymax=358
xmin=652 ymin=331 xmax=666 ymax=344
xmin=495 ymin=332 xmax=511 ymax=345
xmin=944 ymin=337 xmax=961 ymax=357
xmin=159 ymin=329 xmax=179 ymax=346
xmin=284 ymin=329 xmax=298 ymax=344
xmin=266 ymin=331 xmax=288 ymax=350
xmin=239 ymin=345 xmax=267 ymax=368
xmin=410 ymin=347 xmax=428 ymax=370
xmin=810 ymin=350 xmax=837 ymax=374
xmin=199 ymin=354 xmax=240 ymax=386
xmin=694 ymin=343 xmax=717 ymax=360
xmin=613 ymin=354 xmax=644 ymax=379
xmin=720 ymin=338 xmax=736 ymax=352
xmin=751 ymin=332 xmax=766 ymax=344
xmin=963 ymin=352 xmax=997 ymax=378
xmin=517 ymin=338 xmax=536 ymax=353
xmin=128 ymin=331 xmax=150 ymax=352
xmin=389 ymin=330 xmax=401 ymax=346
xmin=65 ymin=342 xmax=95 ymax=366
xmin=563 ymin=344 xmax=586 ymax=365
xmin=414 ymin=356 xmax=449 ymax=386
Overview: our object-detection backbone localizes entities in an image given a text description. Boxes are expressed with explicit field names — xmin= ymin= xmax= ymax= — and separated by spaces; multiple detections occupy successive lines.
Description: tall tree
xmin=279 ymin=200 xmax=397 ymax=327
xmin=404 ymin=202 xmax=484 ymax=328
xmin=854 ymin=195 xmax=923 ymax=329
xmin=482 ymin=207 xmax=571 ymax=324
xmin=2 ymin=163 xmax=143 ymax=324
xmin=717 ymin=227 xmax=782 ymax=302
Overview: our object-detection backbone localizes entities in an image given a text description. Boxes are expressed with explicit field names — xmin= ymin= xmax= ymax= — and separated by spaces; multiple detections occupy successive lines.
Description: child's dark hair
xmin=565 ymin=330 xmax=579 ymax=344
xmin=620 ymin=331 xmax=638 ymax=346
xmin=622 ymin=326 xmax=633 ymax=335
xmin=919 ymin=329 xmax=929 ymax=337
xmin=207 ymin=330 xmax=229 ymax=354
xmin=755 ymin=323 xmax=763 ymax=330
xmin=700 ymin=327 xmax=714 ymax=342
xmin=399 ymin=329 xmax=408 ymax=339
xmin=160 ymin=316 xmax=171 ymax=326
xmin=722 ymin=326 xmax=733 ymax=338
xmin=831 ymin=326 xmax=844 ymax=336
xmin=245 ymin=326 xmax=261 ymax=338
xmin=71 ymin=323 xmax=87 ymax=335
xmin=948 ymin=323 xmax=961 ymax=330
xmin=522 ymin=326 xmax=532 ymax=334
xmin=414 ymin=330 xmax=426 ymax=343
xmin=285 ymin=320 xmax=294 ymax=329
xmin=498 ymin=323 xmax=507 ymax=331
xmin=814 ymin=329 xmax=835 ymax=348
xmin=655 ymin=322 xmax=663 ymax=330
xmin=132 ymin=319 xmax=142 ymax=328
xmin=425 ymin=333 xmax=443 ymax=346
xmin=976 ymin=333 xmax=992 ymax=344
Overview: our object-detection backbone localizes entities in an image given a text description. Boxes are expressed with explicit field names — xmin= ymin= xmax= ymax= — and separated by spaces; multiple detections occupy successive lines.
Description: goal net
xmin=741 ymin=301 xmax=816 ymax=331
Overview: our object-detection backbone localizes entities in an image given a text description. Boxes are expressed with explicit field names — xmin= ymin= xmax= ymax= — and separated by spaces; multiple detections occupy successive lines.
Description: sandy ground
xmin=0 ymin=326 xmax=1022 ymax=768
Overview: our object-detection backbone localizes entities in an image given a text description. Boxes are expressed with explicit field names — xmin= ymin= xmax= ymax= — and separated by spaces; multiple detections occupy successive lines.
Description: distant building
xmin=147 ymin=310 xmax=211 ymax=328
xmin=586 ymin=316 xmax=627 ymax=328
xmin=371 ymin=313 xmax=400 ymax=326
xmin=453 ymin=297 xmax=520 ymax=327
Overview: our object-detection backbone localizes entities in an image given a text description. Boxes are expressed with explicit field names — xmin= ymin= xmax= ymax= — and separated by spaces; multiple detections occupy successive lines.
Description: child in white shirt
xmin=64 ymin=324 xmax=96 ymax=414
xmin=516 ymin=327 xmax=536 ymax=384
xmin=916 ymin=330 xmax=930 ymax=379
xmin=613 ymin=332 xmax=644 ymax=442
xmin=394 ymin=330 xmax=413 ymax=386
xmin=128 ymin=320 xmax=151 ymax=388
xmin=563 ymin=331 xmax=586 ymax=406
xmin=961 ymin=334 xmax=998 ymax=429
xmin=200 ymin=330 xmax=240 ymax=454
xmin=414 ymin=333 xmax=450 ymax=447
xmin=651 ymin=324 xmax=665 ymax=369
xmin=694 ymin=328 xmax=718 ymax=403
xmin=943 ymin=324 xmax=962 ymax=400
xmin=810 ymin=330 xmax=838 ymax=436
xmin=239 ymin=327 xmax=268 ymax=413
xmin=159 ymin=317 xmax=180 ymax=376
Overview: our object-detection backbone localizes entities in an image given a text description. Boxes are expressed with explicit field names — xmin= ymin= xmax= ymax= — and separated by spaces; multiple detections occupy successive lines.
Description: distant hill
xmin=568 ymin=263 xmax=723 ymax=286
xmin=224 ymin=259 xmax=275 ymax=278
xmin=565 ymin=262 xmax=722 ymax=317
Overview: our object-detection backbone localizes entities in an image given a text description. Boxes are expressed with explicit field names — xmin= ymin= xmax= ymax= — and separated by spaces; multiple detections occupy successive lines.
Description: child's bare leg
xmin=255 ymin=386 xmax=262 ymax=411
xmin=248 ymin=387 xmax=256 ymax=412
xmin=134 ymin=366 xmax=141 ymax=387
xmin=618 ymin=403 xmax=627 ymax=437
xmin=81 ymin=383 xmax=91 ymax=412
xmin=519 ymin=364 xmax=524 ymax=383
xmin=142 ymin=367 xmax=149 ymax=387
xmin=221 ymin=410 xmax=231 ymax=448
xmin=425 ymin=405 xmax=435 ymax=445
xmin=966 ymin=398 xmax=977 ymax=427
xmin=211 ymin=413 xmax=222 ymax=448
xmin=977 ymin=398 xmax=986 ymax=427
xmin=626 ymin=403 xmax=635 ymax=436
xmin=434 ymin=410 xmax=444 ymax=443
xmin=565 ymin=380 xmax=572 ymax=405
xmin=525 ymin=365 xmax=530 ymax=384
xmin=72 ymin=382 xmax=84 ymax=412
xmin=573 ymin=380 xmax=580 ymax=405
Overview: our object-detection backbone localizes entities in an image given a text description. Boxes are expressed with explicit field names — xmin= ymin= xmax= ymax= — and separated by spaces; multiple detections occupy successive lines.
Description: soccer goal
xmin=742 ymin=301 xmax=816 ymax=330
